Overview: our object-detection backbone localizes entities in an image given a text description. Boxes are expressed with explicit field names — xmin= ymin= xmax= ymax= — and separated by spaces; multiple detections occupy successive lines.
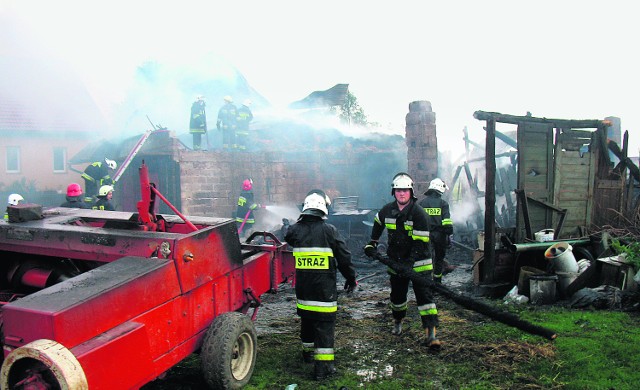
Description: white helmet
xmin=99 ymin=185 xmax=114 ymax=197
xmin=8 ymin=193 xmax=24 ymax=206
xmin=105 ymin=158 xmax=117 ymax=170
xmin=224 ymin=95 xmax=233 ymax=103
xmin=302 ymin=189 xmax=331 ymax=217
xmin=428 ymin=178 xmax=449 ymax=194
xmin=391 ymin=172 xmax=415 ymax=197
xmin=243 ymin=99 xmax=252 ymax=107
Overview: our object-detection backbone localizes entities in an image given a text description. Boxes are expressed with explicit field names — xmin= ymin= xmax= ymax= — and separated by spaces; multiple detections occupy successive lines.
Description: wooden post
xmin=484 ymin=118 xmax=497 ymax=283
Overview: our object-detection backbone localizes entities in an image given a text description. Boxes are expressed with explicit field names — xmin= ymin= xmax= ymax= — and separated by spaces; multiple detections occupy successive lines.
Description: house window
xmin=6 ymin=146 xmax=20 ymax=173
xmin=53 ymin=147 xmax=67 ymax=173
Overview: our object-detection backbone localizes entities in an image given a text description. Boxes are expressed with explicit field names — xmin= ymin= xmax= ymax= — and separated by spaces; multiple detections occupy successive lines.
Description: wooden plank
xmin=473 ymin=111 xmax=607 ymax=129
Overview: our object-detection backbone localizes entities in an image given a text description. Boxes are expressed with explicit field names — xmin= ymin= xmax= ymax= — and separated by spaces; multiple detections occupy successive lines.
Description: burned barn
xmin=61 ymin=99 xmax=640 ymax=302
xmin=465 ymin=111 xmax=639 ymax=299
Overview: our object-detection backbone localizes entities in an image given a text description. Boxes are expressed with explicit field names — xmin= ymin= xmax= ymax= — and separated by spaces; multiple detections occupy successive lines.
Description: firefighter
xmin=364 ymin=172 xmax=441 ymax=349
xmin=189 ymin=95 xmax=207 ymax=150
xmin=82 ymin=158 xmax=117 ymax=203
xmin=60 ymin=183 xmax=90 ymax=209
xmin=93 ymin=185 xmax=115 ymax=211
xmin=419 ymin=178 xmax=455 ymax=284
xmin=235 ymin=179 xmax=259 ymax=237
xmin=4 ymin=193 xmax=24 ymax=220
xmin=284 ymin=189 xmax=358 ymax=380
xmin=216 ymin=95 xmax=238 ymax=149
xmin=236 ymin=99 xmax=253 ymax=151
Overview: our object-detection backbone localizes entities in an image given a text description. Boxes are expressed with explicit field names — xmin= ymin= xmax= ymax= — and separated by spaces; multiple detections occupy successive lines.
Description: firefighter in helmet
xmin=284 ymin=189 xmax=357 ymax=380
xmin=364 ymin=172 xmax=441 ymax=349
xmin=216 ymin=95 xmax=238 ymax=149
xmin=235 ymin=179 xmax=259 ymax=237
xmin=189 ymin=95 xmax=207 ymax=150
xmin=82 ymin=158 xmax=116 ymax=203
xmin=236 ymin=99 xmax=253 ymax=151
xmin=4 ymin=193 xmax=24 ymax=220
xmin=60 ymin=183 xmax=90 ymax=209
xmin=93 ymin=185 xmax=115 ymax=211
xmin=419 ymin=178 xmax=455 ymax=284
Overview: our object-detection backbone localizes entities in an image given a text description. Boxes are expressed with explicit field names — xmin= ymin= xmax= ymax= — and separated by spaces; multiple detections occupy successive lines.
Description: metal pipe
xmin=508 ymin=239 xmax=590 ymax=253
xmin=151 ymin=186 xmax=198 ymax=232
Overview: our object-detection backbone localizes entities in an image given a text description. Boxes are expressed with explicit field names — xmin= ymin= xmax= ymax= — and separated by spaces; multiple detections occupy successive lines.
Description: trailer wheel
xmin=201 ymin=312 xmax=257 ymax=389
xmin=0 ymin=339 xmax=88 ymax=390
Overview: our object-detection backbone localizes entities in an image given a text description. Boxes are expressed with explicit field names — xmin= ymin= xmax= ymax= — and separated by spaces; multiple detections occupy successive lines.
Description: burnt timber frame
xmin=473 ymin=111 xmax=613 ymax=284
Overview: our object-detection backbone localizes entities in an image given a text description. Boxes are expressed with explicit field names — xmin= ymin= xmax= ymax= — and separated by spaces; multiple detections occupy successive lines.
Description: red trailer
xmin=0 ymin=163 xmax=295 ymax=389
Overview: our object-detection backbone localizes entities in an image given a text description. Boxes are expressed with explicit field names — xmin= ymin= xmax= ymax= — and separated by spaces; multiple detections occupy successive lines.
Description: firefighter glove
xmin=364 ymin=241 xmax=378 ymax=258
xmin=344 ymin=278 xmax=357 ymax=293
xmin=447 ymin=235 xmax=453 ymax=248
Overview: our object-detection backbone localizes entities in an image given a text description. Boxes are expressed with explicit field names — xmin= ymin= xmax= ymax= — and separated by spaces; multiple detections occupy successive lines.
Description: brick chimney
xmin=405 ymin=101 xmax=438 ymax=196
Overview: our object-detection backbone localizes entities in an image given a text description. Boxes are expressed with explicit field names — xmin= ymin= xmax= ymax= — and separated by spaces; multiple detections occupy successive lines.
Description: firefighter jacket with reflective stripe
xmin=418 ymin=190 xmax=453 ymax=235
xmin=82 ymin=162 xmax=109 ymax=184
xmin=285 ymin=215 xmax=357 ymax=321
xmin=370 ymin=199 xmax=431 ymax=266
xmin=189 ymin=100 xmax=207 ymax=134
xmin=235 ymin=190 xmax=257 ymax=224
xmin=93 ymin=198 xmax=115 ymax=211
xmin=236 ymin=105 xmax=253 ymax=135
xmin=216 ymin=102 xmax=237 ymax=131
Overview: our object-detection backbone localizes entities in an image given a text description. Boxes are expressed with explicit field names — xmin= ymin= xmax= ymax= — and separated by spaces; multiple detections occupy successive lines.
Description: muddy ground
xmin=255 ymin=245 xmax=477 ymax=336
xmin=145 ymin=246 xmax=522 ymax=389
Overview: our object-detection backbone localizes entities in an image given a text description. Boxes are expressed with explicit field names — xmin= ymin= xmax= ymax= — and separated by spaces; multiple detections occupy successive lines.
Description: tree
xmin=333 ymin=91 xmax=368 ymax=126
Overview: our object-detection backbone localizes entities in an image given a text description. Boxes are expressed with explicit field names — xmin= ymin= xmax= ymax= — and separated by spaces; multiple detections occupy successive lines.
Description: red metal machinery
xmin=0 ymin=162 xmax=295 ymax=389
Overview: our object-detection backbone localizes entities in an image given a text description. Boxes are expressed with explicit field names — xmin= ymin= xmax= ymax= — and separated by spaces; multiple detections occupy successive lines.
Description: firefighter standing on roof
xmin=217 ymin=96 xmax=238 ymax=149
xmin=82 ymin=158 xmax=116 ymax=203
xmin=236 ymin=99 xmax=253 ymax=151
xmin=364 ymin=172 xmax=441 ymax=349
xmin=235 ymin=179 xmax=258 ymax=237
xmin=189 ymin=95 xmax=207 ymax=150
xmin=419 ymin=178 xmax=455 ymax=284
xmin=284 ymin=189 xmax=357 ymax=381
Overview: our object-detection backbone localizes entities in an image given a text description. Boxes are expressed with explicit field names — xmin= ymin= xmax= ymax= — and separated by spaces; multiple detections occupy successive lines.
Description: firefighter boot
xmin=424 ymin=326 xmax=442 ymax=350
xmin=314 ymin=361 xmax=337 ymax=381
xmin=391 ymin=320 xmax=403 ymax=335
xmin=433 ymin=275 xmax=442 ymax=284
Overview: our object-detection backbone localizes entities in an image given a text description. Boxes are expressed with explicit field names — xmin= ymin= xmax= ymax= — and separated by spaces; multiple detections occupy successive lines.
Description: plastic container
xmin=544 ymin=242 xmax=579 ymax=273
xmin=518 ymin=266 xmax=545 ymax=298
xmin=534 ymin=229 xmax=554 ymax=242
xmin=529 ymin=274 xmax=558 ymax=305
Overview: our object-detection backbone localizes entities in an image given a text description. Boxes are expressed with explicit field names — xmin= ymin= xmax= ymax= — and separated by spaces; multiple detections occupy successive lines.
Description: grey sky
xmin=3 ymin=0 xmax=638 ymax=155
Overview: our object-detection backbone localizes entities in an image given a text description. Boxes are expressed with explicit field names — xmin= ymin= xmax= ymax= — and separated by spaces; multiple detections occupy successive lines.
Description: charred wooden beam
xmin=484 ymin=118 xmax=497 ymax=283
xmin=474 ymin=110 xmax=610 ymax=129
xmin=608 ymin=138 xmax=640 ymax=183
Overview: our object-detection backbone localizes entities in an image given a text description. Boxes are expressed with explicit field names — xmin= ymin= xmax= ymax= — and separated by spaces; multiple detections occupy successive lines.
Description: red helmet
xmin=66 ymin=183 xmax=83 ymax=197
xmin=242 ymin=179 xmax=253 ymax=191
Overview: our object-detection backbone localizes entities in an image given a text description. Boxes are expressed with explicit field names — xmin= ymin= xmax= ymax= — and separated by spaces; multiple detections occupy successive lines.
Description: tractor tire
xmin=201 ymin=312 xmax=257 ymax=390
xmin=0 ymin=339 xmax=88 ymax=390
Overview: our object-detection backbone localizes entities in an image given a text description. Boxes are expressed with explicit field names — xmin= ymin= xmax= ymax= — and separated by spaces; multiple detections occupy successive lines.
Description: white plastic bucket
xmin=535 ymin=229 xmax=554 ymax=242
xmin=544 ymin=242 xmax=579 ymax=273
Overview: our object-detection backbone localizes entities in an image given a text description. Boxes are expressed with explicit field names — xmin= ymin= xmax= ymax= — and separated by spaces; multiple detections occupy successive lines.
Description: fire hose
xmin=372 ymin=254 xmax=557 ymax=340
